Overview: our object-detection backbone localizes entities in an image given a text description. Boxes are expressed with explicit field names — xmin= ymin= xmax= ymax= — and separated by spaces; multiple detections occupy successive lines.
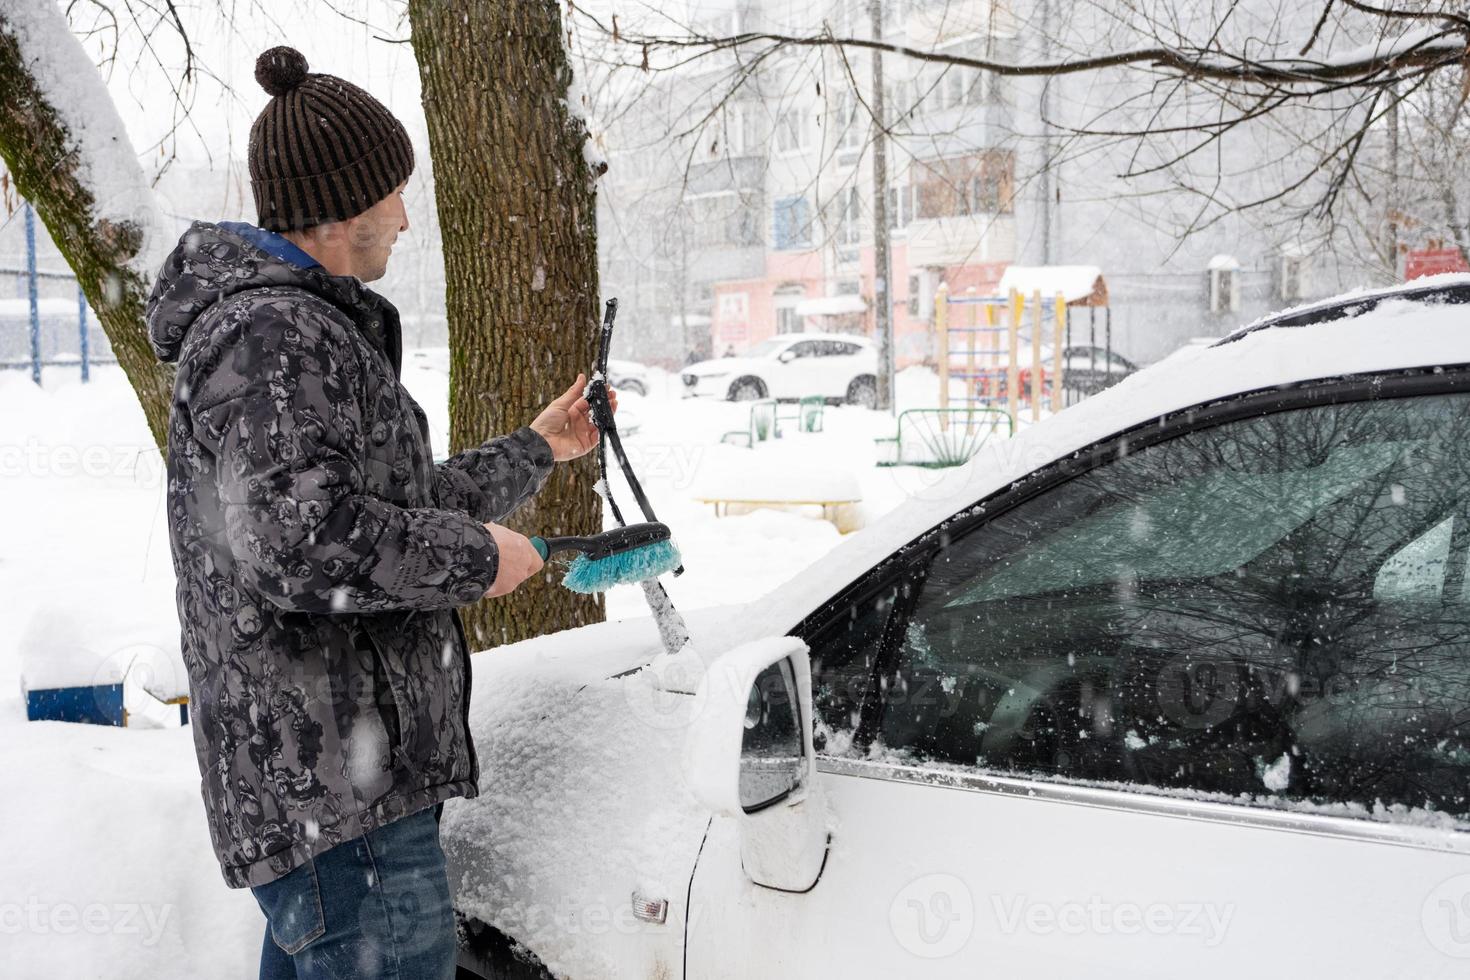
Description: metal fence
xmin=1 ymin=201 xmax=110 ymax=383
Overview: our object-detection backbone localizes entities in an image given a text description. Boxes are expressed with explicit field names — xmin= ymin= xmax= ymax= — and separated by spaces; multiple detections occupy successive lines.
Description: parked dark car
xmin=1058 ymin=344 xmax=1136 ymax=396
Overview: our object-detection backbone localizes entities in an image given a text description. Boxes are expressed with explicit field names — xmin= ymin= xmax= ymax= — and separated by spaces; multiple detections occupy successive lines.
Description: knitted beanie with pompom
xmin=247 ymin=46 xmax=414 ymax=232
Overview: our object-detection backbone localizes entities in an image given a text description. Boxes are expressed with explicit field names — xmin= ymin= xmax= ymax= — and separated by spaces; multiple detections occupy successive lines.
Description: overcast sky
xmin=94 ymin=1 xmax=426 ymax=176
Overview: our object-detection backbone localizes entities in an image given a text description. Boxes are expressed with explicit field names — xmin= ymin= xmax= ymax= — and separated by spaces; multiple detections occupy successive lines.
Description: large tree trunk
xmin=408 ymin=0 xmax=605 ymax=646
xmin=0 ymin=2 xmax=173 ymax=448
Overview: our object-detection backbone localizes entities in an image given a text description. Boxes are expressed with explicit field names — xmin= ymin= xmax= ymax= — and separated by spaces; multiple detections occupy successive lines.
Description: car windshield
xmin=949 ymin=440 xmax=1409 ymax=605
xmin=745 ymin=339 xmax=790 ymax=358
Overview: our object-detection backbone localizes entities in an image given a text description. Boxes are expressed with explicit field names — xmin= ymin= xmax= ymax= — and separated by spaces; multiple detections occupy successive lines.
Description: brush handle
xmin=529 ymin=535 xmax=596 ymax=561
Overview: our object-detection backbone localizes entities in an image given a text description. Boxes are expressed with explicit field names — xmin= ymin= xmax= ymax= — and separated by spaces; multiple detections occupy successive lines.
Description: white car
xmin=446 ymin=278 xmax=1470 ymax=979
xmin=680 ymin=333 xmax=879 ymax=406
xmin=606 ymin=358 xmax=650 ymax=397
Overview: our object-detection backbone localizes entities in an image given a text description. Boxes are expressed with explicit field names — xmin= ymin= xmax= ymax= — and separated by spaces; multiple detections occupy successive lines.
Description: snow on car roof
xmin=773 ymin=330 xmax=873 ymax=345
xmin=1222 ymin=272 xmax=1470 ymax=343
xmin=729 ymin=287 xmax=1470 ymax=646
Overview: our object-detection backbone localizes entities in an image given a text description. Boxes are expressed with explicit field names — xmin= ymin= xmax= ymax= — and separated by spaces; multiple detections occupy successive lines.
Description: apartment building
xmin=598 ymin=0 xmax=1371 ymax=370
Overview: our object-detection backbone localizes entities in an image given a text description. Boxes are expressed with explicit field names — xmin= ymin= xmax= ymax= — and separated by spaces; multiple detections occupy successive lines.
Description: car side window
xmin=788 ymin=341 xmax=819 ymax=359
xmin=829 ymin=393 xmax=1470 ymax=820
xmin=808 ymin=571 xmax=922 ymax=756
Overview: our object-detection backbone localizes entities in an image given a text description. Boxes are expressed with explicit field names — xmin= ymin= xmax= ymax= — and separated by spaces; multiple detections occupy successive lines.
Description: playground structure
xmin=936 ymin=266 xmax=1112 ymax=427
xmin=1 ymin=200 xmax=102 ymax=383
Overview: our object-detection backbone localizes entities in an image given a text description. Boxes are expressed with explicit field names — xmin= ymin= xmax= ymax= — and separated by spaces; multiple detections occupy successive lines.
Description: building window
xmin=776 ymin=108 xmax=811 ymax=154
xmin=776 ymin=306 xmax=804 ymax=334
xmin=907 ymin=273 xmax=923 ymax=317
xmin=944 ymin=68 xmax=965 ymax=109
xmin=986 ymin=70 xmax=1005 ymax=104
xmin=833 ymin=91 xmax=863 ymax=150
xmin=1209 ymin=256 xmax=1241 ymax=314
xmin=916 ymin=151 xmax=1015 ymax=219
xmin=723 ymin=103 xmax=764 ymax=157
xmin=688 ymin=192 xmax=764 ymax=248
xmin=1280 ymin=253 xmax=1309 ymax=302
xmin=888 ymin=184 xmax=912 ymax=230
xmin=967 ymin=171 xmax=1006 ymax=214
xmin=774 ymin=196 xmax=813 ymax=250
xmin=838 ymin=187 xmax=862 ymax=246
xmin=917 ymin=63 xmax=991 ymax=114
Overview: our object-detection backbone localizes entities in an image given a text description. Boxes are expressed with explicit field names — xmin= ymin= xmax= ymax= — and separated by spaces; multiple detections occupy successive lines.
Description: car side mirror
xmin=777 ymin=350 xmax=796 ymax=363
xmin=683 ymin=637 xmax=828 ymax=891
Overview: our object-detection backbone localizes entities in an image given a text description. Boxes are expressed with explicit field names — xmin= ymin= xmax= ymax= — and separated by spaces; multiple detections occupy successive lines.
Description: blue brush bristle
xmin=561 ymin=540 xmax=682 ymax=594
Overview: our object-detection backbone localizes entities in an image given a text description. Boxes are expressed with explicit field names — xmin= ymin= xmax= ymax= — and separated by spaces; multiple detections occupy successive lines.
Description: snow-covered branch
xmin=1 ymin=0 xmax=168 ymax=276
xmin=0 ymin=0 xmax=175 ymax=446
xmin=584 ymin=15 xmax=1468 ymax=89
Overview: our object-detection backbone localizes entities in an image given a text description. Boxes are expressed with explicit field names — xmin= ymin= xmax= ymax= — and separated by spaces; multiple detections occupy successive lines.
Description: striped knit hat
xmin=248 ymin=46 xmax=414 ymax=232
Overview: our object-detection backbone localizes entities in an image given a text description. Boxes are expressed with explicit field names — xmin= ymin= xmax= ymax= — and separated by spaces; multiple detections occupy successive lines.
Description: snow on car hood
xmin=443 ymin=605 xmax=743 ymax=978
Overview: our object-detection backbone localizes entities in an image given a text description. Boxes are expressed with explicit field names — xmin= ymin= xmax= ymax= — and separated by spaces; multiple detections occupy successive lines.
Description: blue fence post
xmin=25 ymin=201 xmax=41 ymax=385
xmin=78 ymin=283 xmax=89 ymax=382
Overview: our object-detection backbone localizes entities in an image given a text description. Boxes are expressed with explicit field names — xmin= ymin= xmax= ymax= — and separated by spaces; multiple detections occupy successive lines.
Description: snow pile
xmin=1 ymin=0 xmax=170 ymax=276
xmin=19 ymin=585 xmax=184 ymax=698
xmin=690 ymin=453 xmax=862 ymax=504
xmin=0 ymin=714 xmax=258 ymax=978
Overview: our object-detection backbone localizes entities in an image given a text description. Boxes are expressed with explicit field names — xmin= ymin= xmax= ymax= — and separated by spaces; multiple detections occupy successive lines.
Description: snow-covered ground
xmin=0 ymin=352 xmax=974 ymax=975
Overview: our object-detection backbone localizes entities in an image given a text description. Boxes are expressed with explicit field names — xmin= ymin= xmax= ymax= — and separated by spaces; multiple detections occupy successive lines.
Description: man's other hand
xmin=529 ymin=373 xmax=618 ymax=462
xmin=483 ymin=523 xmax=544 ymax=598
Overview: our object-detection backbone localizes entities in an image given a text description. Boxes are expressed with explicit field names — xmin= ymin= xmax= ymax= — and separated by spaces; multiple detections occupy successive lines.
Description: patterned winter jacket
xmin=146 ymin=221 xmax=554 ymax=888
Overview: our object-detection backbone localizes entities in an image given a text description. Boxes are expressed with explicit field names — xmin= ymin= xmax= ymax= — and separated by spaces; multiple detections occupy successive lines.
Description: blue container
xmin=25 ymin=683 xmax=126 ymax=726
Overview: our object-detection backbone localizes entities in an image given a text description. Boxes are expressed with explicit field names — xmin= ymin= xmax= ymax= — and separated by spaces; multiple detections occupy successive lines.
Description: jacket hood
xmin=145 ymin=221 xmax=401 ymax=370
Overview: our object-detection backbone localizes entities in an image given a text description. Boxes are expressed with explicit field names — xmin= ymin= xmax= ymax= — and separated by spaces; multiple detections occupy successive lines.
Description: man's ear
xmin=313 ymin=219 xmax=344 ymax=244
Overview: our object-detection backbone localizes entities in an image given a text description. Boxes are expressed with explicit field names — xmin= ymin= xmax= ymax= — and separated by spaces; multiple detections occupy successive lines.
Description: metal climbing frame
xmin=935 ymin=286 xmax=1069 ymax=426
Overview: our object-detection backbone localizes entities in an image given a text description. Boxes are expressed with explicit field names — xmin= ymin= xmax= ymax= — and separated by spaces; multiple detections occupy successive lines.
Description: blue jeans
xmin=251 ymin=804 xmax=456 ymax=980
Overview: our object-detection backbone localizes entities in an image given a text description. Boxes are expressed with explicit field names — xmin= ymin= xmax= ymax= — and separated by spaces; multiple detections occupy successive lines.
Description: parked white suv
xmin=448 ymin=279 xmax=1470 ymax=979
xmin=681 ymin=333 xmax=879 ymax=406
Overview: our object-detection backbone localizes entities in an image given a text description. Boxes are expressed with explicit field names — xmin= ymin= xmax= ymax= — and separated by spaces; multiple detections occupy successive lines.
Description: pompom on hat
xmin=247 ymin=46 xmax=414 ymax=232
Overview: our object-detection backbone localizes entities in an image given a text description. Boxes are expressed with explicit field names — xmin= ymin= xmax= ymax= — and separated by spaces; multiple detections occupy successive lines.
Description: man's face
xmin=342 ymin=180 xmax=409 ymax=282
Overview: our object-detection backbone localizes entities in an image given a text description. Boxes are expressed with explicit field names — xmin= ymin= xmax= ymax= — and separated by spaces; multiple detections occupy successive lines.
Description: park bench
xmin=776 ymin=395 xmax=826 ymax=436
xmin=720 ymin=398 xmax=779 ymax=448
xmin=874 ymin=407 xmax=1013 ymax=468
xmin=693 ymin=462 xmax=863 ymax=532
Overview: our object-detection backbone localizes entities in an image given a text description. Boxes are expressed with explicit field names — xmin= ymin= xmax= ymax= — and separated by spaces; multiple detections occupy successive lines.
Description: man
xmin=145 ymin=46 xmax=614 ymax=979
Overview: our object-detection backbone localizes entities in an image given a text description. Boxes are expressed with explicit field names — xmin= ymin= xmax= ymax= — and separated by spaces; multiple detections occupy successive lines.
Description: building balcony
xmin=686 ymin=155 xmax=766 ymax=196
xmin=906 ymin=213 xmax=1016 ymax=268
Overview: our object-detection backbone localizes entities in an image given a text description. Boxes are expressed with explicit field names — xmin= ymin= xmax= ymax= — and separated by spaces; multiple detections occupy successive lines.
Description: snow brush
xmin=584 ymin=298 xmax=693 ymax=656
xmin=530 ymin=522 xmax=682 ymax=595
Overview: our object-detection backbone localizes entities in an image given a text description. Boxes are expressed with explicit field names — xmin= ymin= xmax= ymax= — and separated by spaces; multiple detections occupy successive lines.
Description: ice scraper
xmin=530 ymin=522 xmax=682 ymax=594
